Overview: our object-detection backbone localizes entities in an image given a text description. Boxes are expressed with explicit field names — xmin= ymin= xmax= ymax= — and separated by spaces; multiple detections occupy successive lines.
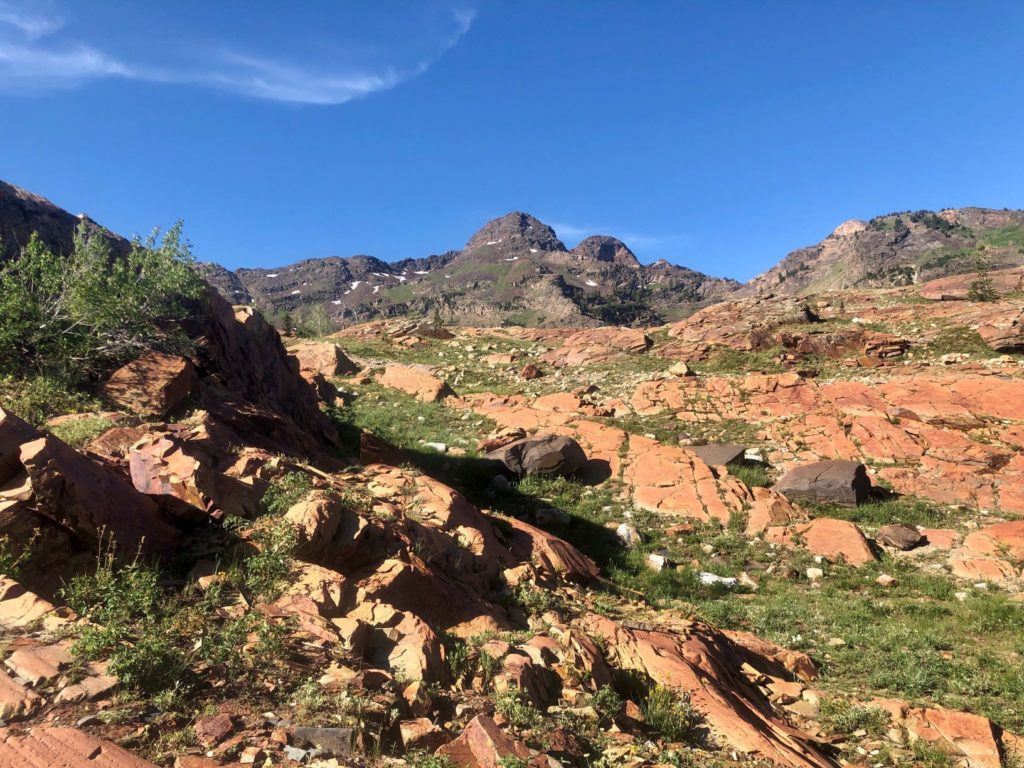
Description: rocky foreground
xmin=1 ymin=269 xmax=1023 ymax=767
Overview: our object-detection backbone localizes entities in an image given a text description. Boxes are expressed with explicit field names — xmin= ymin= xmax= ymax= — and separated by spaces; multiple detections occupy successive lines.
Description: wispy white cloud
xmin=548 ymin=221 xmax=591 ymax=240
xmin=0 ymin=42 xmax=131 ymax=85
xmin=616 ymin=231 xmax=688 ymax=250
xmin=0 ymin=3 xmax=476 ymax=104
xmin=549 ymin=219 xmax=687 ymax=253
xmin=0 ymin=1 xmax=64 ymax=39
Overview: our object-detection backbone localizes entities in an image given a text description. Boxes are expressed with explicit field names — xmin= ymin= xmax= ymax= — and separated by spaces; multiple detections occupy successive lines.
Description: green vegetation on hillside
xmin=0 ymin=222 xmax=203 ymax=423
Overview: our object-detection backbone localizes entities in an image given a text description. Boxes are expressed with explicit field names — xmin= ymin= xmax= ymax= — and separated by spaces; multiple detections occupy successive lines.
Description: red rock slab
xmin=532 ymin=393 xmax=585 ymax=413
xmin=539 ymin=328 xmax=651 ymax=368
xmin=745 ymin=487 xmax=800 ymax=535
xmin=724 ymin=630 xmax=818 ymax=682
xmin=501 ymin=516 xmax=599 ymax=583
xmin=948 ymin=554 xmax=1019 ymax=585
xmin=4 ymin=642 xmax=73 ymax=686
xmin=287 ymin=341 xmax=360 ymax=378
xmin=962 ymin=521 xmax=1024 ymax=560
xmin=400 ymin=717 xmax=449 ymax=752
xmin=0 ymin=669 xmax=42 ymax=720
xmin=2 ymin=406 xmax=180 ymax=557
xmin=435 ymin=714 xmax=532 ymax=768
xmin=549 ymin=420 xmax=628 ymax=481
xmin=918 ymin=267 xmax=1024 ymax=301
xmin=0 ymin=726 xmax=158 ymax=768
xmin=128 ymin=431 xmax=262 ymax=520
xmin=767 ymin=518 xmax=876 ymax=566
xmin=944 ymin=377 xmax=1024 ymax=422
xmin=998 ymin=458 xmax=1024 ymax=514
xmin=919 ymin=528 xmax=961 ymax=550
xmin=99 ymin=352 xmax=196 ymax=417
xmin=0 ymin=577 xmax=72 ymax=631
xmin=623 ymin=436 xmax=745 ymax=522
xmin=845 ymin=416 xmax=924 ymax=465
xmin=378 ymin=364 xmax=457 ymax=402
xmin=53 ymin=673 xmax=118 ymax=704
xmin=462 ymin=393 xmax=575 ymax=432
xmin=905 ymin=707 xmax=1002 ymax=768
xmin=583 ymin=615 xmax=834 ymax=768
xmin=977 ymin=307 xmax=1024 ymax=353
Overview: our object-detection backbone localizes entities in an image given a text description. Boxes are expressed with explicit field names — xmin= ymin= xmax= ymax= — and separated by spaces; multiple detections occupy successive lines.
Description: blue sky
xmin=1 ymin=1 xmax=1022 ymax=280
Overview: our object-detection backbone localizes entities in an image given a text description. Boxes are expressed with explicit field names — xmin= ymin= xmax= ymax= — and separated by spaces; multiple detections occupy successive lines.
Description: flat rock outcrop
xmin=99 ymin=352 xmax=197 ymax=416
xmin=540 ymin=327 xmax=651 ymax=368
xmin=0 ymin=407 xmax=179 ymax=558
xmin=287 ymin=340 xmax=360 ymax=378
xmin=0 ymin=726 xmax=157 ymax=768
xmin=378 ymin=364 xmax=457 ymax=402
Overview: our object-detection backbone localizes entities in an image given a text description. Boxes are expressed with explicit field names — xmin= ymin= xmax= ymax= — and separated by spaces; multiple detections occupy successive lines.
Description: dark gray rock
xmin=484 ymin=434 xmax=587 ymax=478
xmin=689 ymin=443 xmax=747 ymax=467
xmin=290 ymin=727 xmax=354 ymax=757
xmin=877 ymin=523 xmax=923 ymax=550
xmin=772 ymin=460 xmax=871 ymax=506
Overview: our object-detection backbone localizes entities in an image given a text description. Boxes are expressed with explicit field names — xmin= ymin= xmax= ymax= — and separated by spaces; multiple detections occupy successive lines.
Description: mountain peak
xmin=571 ymin=235 xmax=641 ymax=269
xmin=464 ymin=211 xmax=565 ymax=252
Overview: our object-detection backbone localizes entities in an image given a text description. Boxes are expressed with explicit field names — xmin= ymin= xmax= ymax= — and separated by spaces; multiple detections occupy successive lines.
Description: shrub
xmin=0 ymin=374 xmax=101 ymax=427
xmin=62 ymin=530 xmax=295 ymax=701
xmin=0 ymin=530 xmax=38 ymax=579
xmin=818 ymin=697 xmax=890 ymax=737
xmin=0 ymin=222 xmax=204 ymax=384
xmin=643 ymin=686 xmax=705 ymax=745
xmin=592 ymin=685 xmax=623 ymax=721
xmin=232 ymin=516 xmax=298 ymax=601
xmin=261 ymin=471 xmax=314 ymax=516
xmin=493 ymin=687 xmax=543 ymax=731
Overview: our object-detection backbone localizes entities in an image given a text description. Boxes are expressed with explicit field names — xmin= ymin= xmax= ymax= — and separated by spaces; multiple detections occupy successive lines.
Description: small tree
xmin=295 ymin=305 xmax=333 ymax=338
xmin=0 ymin=221 xmax=205 ymax=383
xmin=967 ymin=248 xmax=999 ymax=302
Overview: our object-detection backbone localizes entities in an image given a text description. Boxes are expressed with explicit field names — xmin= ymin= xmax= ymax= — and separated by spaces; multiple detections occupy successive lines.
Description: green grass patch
xmin=801 ymin=495 xmax=958 ymax=529
xmin=330 ymin=382 xmax=496 ymax=459
xmin=691 ymin=558 xmax=1024 ymax=731
xmin=925 ymin=326 xmax=1000 ymax=359
xmin=692 ymin=347 xmax=788 ymax=375
xmin=49 ymin=414 xmax=117 ymax=448
xmin=0 ymin=374 xmax=102 ymax=427
xmin=725 ymin=461 xmax=772 ymax=488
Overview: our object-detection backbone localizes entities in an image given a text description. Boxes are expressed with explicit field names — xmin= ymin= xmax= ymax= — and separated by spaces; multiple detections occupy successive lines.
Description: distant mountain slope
xmin=208 ymin=212 xmax=739 ymax=327
xmin=739 ymin=208 xmax=1024 ymax=296
xmin=7 ymin=178 xmax=1022 ymax=328
xmin=0 ymin=180 xmax=129 ymax=259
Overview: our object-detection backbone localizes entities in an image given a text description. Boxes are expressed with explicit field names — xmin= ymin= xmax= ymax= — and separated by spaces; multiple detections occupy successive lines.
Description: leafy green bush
xmin=0 ymin=374 xmax=101 ymax=426
xmin=592 ymin=685 xmax=623 ymax=721
xmin=408 ymin=752 xmax=455 ymax=768
xmin=261 ymin=471 xmax=314 ymax=516
xmin=493 ymin=687 xmax=543 ymax=731
xmin=643 ymin=686 xmax=705 ymax=745
xmin=0 ymin=530 xmax=38 ymax=579
xmin=63 ymin=528 xmax=295 ymax=701
xmin=0 ymin=222 xmax=204 ymax=384
xmin=233 ymin=516 xmax=299 ymax=601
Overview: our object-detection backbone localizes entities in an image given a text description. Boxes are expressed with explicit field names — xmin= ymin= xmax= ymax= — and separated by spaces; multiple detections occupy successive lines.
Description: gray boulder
xmin=877 ymin=523 xmax=923 ymax=550
xmin=484 ymin=434 xmax=587 ymax=478
xmin=772 ymin=460 xmax=871 ymax=506
xmin=689 ymin=443 xmax=747 ymax=467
